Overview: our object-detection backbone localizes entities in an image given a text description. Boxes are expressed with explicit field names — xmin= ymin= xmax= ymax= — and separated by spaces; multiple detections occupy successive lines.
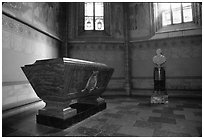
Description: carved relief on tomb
xmin=82 ymin=71 xmax=99 ymax=93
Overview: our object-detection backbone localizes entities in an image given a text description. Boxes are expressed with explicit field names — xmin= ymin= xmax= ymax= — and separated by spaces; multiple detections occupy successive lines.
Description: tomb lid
xmin=24 ymin=58 xmax=108 ymax=67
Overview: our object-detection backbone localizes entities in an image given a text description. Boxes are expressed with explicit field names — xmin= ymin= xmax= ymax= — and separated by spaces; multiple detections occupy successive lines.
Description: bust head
xmin=153 ymin=48 xmax=166 ymax=66
xmin=156 ymin=48 xmax=162 ymax=55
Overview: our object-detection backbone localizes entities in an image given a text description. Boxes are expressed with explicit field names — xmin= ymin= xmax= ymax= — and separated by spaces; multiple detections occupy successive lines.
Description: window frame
xmin=153 ymin=2 xmax=202 ymax=33
xmin=160 ymin=3 xmax=193 ymax=26
xmin=77 ymin=2 xmax=111 ymax=36
xmin=84 ymin=2 xmax=104 ymax=31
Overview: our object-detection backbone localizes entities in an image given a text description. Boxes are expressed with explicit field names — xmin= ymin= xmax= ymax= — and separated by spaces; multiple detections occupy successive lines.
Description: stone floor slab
xmin=3 ymin=97 xmax=202 ymax=137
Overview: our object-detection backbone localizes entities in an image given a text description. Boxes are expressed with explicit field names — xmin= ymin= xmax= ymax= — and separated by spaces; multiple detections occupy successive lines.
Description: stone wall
xmin=2 ymin=2 xmax=66 ymax=39
xmin=67 ymin=2 xmax=202 ymax=97
xmin=128 ymin=3 xmax=153 ymax=40
xmin=2 ymin=2 xmax=66 ymax=110
xmin=130 ymin=35 xmax=202 ymax=96
xmin=69 ymin=42 xmax=126 ymax=91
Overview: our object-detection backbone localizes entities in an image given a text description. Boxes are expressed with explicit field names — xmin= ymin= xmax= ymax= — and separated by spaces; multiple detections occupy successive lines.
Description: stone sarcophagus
xmin=21 ymin=58 xmax=114 ymax=129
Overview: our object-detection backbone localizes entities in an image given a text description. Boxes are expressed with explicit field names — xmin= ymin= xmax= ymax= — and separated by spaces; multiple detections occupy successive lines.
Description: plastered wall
xmin=69 ymin=43 xmax=126 ymax=91
xmin=130 ymin=36 xmax=202 ymax=91
xmin=2 ymin=2 xmax=65 ymax=110
xmin=68 ymin=2 xmax=202 ymax=97
xmin=128 ymin=3 xmax=202 ymax=97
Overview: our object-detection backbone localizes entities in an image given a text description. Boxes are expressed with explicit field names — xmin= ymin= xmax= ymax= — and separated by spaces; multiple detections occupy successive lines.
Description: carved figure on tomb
xmin=82 ymin=71 xmax=99 ymax=93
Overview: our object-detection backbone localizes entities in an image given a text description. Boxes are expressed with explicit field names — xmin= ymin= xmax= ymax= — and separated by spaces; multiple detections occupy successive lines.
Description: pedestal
xmin=151 ymin=91 xmax=168 ymax=104
xmin=151 ymin=67 xmax=168 ymax=104
xmin=37 ymin=100 xmax=106 ymax=129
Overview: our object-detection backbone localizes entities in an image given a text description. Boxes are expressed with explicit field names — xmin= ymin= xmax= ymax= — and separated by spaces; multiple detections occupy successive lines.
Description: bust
xmin=151 ymin=49 xmax=168 ymax=104
xmin=153 ymin=49 xmax=166 ymax=67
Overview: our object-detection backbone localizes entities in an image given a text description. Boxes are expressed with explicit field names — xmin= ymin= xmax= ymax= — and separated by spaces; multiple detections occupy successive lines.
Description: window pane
xmin=171 ymin=3 xmax=182 ymax=24
xmin=182 ymin=3 xmax=191 ymax=7
xmin=162 ymin=10 xmax=171 ymax=26
xmin=171 ymin=3 xmax=180 ymax=9
xmin=85 ymin=2 xmax=93 ymax=16
xmin=159 ymin=3 xmax=171 ymax=26
xmin=95 ymin=2 xmax=103 ymax=16
xmin=159 ymin=3 xmax=170 ymax=11
xmin=85 ymin=17 xmax=94 ymax=30
xmin=95 ymin=17 xmax=104 ymax=30
xmin=155 ymin=2 xmax=194 ymax=30
xmin=84 ymin=2 xmax=104 ymax=31
xmin=182 ymin=3 xmax=193 ymax=22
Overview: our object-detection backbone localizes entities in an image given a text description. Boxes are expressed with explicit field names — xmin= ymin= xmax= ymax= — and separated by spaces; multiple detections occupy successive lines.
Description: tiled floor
xmin=2 ymin=96 xmax=202 ymax=137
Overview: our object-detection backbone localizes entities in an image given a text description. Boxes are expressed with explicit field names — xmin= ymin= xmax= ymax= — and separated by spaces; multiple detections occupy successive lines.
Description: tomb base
xmin=151 ymin=91 xmax=168 ymax=104
xmin=36 ymin=101 xmax=106 ymax=129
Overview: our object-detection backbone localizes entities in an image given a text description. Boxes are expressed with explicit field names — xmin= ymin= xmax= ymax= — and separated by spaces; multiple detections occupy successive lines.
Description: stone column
xmin=123 ymin=3 xmax=132 ymax=95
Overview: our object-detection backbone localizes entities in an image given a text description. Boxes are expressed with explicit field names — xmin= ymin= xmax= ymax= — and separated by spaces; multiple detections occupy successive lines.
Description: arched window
xmin=84 ymin=2 xmax=104 ymax=30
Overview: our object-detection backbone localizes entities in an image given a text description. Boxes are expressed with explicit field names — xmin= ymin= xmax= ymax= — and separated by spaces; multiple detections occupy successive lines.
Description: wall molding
xmin=3 ymin=11 xmax=62 ymax=43
xmin=103 ymin=89 xmax=202 ymax=98
xmin=111 ymin=77 xmax=125 ymax=80
xmin=68 ymin=40 xmax=125 ymax=44
xmin=2 ymin=81 xmax=29 ymax=86
xmin=131 ymin=89 xmax=202 ymax=98
xmin=3 ymin=99 xmax=43 ymax=117
xmin=130 ymin=35 xmax=202 ymax=59
xmin=132 ymin=77 xmax=202 ymax=90
xmin=129 ymin=34 xmax=202 ymax=44
xmin=132 ymin=76 xmax=202 ymax=79
xmin=69 ymin=43 xmax=125 ymax=51
xmin=132 ymin=88 xmax=202 ymax=91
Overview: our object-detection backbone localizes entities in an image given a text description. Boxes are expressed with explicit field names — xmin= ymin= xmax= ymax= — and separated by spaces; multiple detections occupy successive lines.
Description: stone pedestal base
xmin=38 ymin=107 xmax=77 ymax=120
xmin=36 ymin=101 xmax=106 ymax=129
xmin=77 ymin=96 xmax=105 ymax=105
xmin=151 ymin=91 xmax=168 ymax=104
